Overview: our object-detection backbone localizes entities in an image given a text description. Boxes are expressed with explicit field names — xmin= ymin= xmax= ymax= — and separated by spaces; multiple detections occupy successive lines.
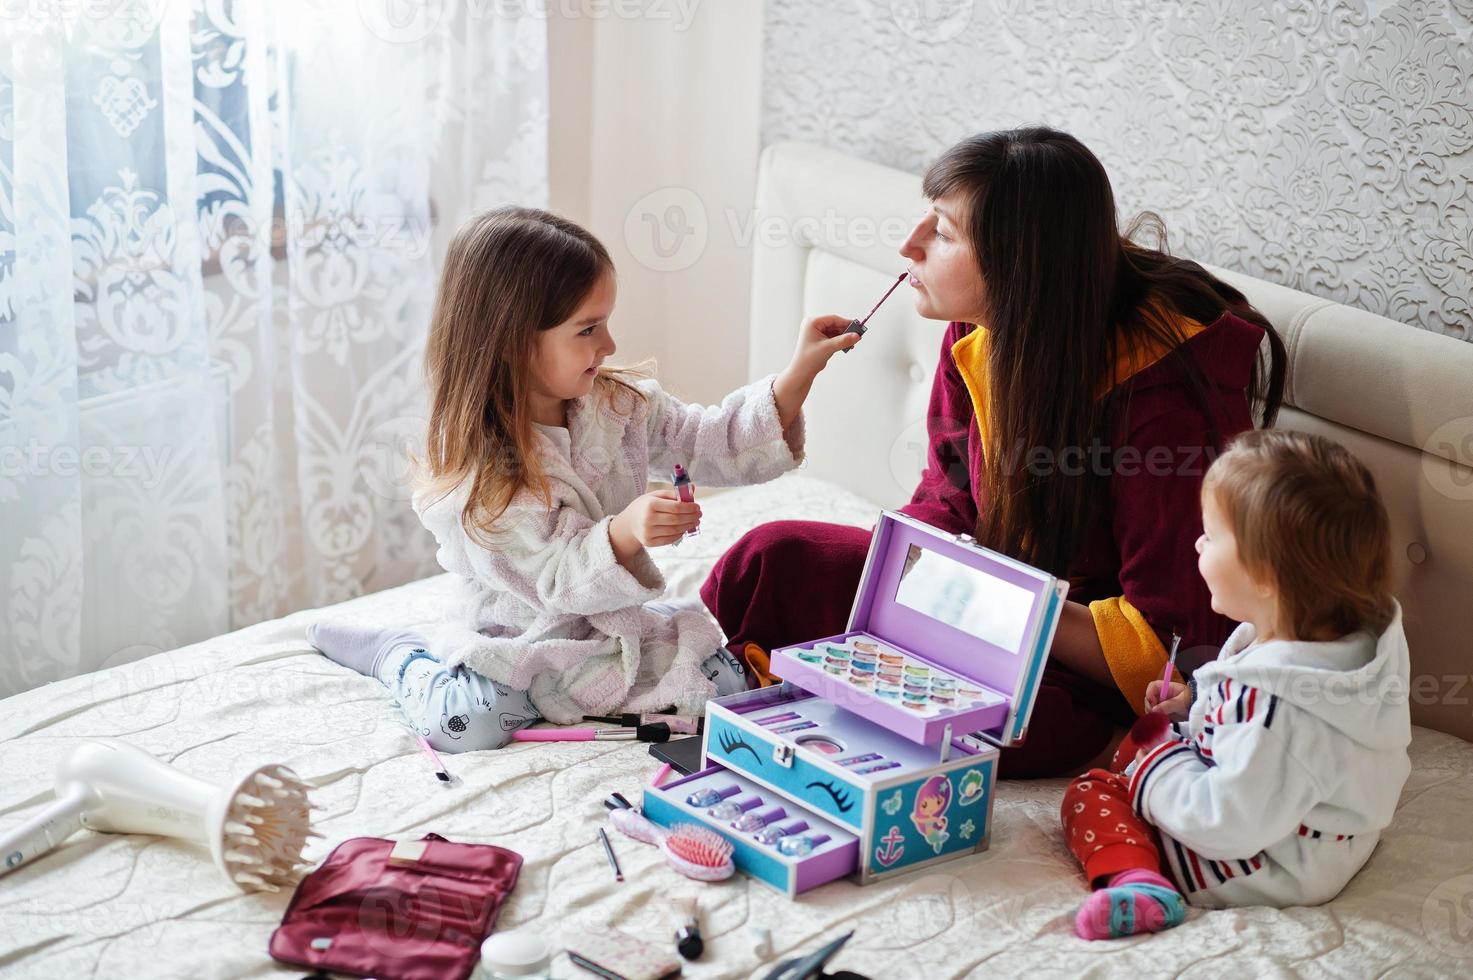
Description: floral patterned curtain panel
xmin=0 ymin=1 xmax=548 ymax=696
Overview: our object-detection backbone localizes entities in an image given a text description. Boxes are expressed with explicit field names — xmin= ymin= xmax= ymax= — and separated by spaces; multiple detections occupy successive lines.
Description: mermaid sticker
xmin=910 ymin=775 xmax=953 ymax=854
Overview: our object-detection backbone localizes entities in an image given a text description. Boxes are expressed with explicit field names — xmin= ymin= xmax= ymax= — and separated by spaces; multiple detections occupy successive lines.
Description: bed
xmin=4 ymin=143 xmax=1473 ymax=978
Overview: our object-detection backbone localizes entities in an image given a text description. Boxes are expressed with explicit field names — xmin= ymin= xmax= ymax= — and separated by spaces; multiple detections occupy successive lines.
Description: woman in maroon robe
xmin=701 ymin=128 xmax=1286 ymax=778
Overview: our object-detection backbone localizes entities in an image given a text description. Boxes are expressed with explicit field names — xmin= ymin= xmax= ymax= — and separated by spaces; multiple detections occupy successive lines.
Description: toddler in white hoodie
xmin=1062 ymin=428 xmax=1411 ymax=939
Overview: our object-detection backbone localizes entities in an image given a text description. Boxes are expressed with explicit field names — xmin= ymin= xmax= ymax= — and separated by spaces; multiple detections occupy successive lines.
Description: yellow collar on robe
xmin=948 ymin=312 xmax=1208 ymax=452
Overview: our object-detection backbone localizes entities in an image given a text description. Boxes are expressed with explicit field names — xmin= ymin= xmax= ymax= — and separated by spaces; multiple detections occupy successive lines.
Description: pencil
xmin=598 ymin=827 xmax=623 ymax=882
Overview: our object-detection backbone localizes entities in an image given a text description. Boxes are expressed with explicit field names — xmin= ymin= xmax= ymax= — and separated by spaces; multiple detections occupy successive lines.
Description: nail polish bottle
xmin=754 ymin=820 xmax=809 ymax=846
xmin=732 ymin=805 xmax=785 ymax=833
xmin=685 ymin=784 xmax=740 ymax=809
xmin=708 ymin=795 xmax=761 ymax=821
xmin=777 ymin=833 xmax=831 ymax=857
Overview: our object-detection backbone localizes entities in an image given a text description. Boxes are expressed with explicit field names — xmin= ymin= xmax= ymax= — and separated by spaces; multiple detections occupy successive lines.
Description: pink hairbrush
xmin=607 ymin=808 xmax=734 ymax=882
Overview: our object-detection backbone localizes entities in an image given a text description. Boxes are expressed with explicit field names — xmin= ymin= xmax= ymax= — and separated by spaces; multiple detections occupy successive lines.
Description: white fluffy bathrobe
xmin=1129 ymin=605 xmax=1412 ymax=908
xmin=411 ymin=375 xmax=803 ymax=723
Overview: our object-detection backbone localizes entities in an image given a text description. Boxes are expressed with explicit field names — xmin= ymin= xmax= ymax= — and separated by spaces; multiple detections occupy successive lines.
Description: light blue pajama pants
xmin=388 ymin=605 xmax=747 ymax=752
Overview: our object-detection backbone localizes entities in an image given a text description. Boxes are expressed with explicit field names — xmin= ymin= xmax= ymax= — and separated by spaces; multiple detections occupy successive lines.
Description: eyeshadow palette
xmin=788 ymin=638 xmax=1007 ymax=718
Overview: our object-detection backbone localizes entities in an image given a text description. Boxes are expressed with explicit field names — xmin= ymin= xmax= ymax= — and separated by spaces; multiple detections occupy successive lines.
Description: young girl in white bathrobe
xmin=308 ymin=207 xmax=860 ymax=750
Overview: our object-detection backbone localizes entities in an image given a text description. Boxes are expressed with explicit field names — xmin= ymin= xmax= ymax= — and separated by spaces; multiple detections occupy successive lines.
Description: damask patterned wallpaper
xmin=761 ymin=0 xmax=1473 ymax=341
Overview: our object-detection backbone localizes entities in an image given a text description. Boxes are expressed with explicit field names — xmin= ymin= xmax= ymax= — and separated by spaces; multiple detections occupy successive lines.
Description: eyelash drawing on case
xmin=805 ymin=779 xmax=855 ymax=813
xmin=717 ymin=729 xmax=763 ymax=766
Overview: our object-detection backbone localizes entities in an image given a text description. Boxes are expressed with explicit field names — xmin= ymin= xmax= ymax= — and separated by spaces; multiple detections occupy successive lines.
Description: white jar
xmin=478 ymin=931 xmax=552 ymax=980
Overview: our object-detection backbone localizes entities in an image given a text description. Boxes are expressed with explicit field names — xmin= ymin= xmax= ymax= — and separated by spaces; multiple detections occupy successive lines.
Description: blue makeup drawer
xmin=642 ymin=764 xmax=860 ymax=897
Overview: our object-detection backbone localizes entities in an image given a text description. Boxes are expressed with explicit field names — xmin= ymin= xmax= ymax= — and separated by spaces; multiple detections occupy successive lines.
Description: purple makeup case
xmin=645 ymin=511 xmax=1066 ymax=893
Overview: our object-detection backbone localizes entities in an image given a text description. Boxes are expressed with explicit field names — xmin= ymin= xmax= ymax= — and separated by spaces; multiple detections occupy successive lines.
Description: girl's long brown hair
xmin=923 ymin=128 xmax=1287 ymax=575
xmin=416 ymin=207 xmax=646 ymax=544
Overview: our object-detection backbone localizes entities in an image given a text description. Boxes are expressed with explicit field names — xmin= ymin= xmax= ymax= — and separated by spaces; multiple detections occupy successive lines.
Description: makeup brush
xmin=415 ymin=733 xmax=453 ymax=784
xmin=584 ymin=712 xmax=701 ymax=736
xmin=840 ymin=271 xmax=907 ymax=351
xmin=674 ymin=895 xmax=703 ymax=960
xmin=512 ymin=723 xmax=672 ymax=743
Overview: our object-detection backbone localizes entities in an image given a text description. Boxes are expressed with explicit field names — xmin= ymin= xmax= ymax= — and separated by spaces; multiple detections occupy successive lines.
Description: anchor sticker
xmin=875 ymin=826 xmax=906 ymax=868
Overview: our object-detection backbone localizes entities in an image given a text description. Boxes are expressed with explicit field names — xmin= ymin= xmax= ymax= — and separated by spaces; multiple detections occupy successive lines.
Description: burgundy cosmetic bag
xmin=270 ymin=833 xmax=523 ymax=980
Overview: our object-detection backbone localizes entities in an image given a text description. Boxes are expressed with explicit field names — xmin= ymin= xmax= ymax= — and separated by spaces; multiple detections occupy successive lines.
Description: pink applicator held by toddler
xmin=1153 ymin=632 xmax=1183 ymax=709
xmin=1131 ymin=632 xmax=1184 ymax=753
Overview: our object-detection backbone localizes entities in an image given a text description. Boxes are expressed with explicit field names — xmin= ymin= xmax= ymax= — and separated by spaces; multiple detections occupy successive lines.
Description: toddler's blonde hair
xmin=1204 ymin=429 xmax=1395 ymax=640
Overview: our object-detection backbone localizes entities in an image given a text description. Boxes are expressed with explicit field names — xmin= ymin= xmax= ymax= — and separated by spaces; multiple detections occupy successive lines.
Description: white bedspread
xmin=3 ymin=474 xmax=1472 ymax=978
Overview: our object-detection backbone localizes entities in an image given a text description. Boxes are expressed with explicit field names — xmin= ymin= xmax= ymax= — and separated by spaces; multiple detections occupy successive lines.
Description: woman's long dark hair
xmin=923 ymin=128 xmax=1287 ymax=575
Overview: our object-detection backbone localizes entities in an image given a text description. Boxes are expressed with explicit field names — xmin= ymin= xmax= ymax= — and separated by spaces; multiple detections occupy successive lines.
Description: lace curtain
xmin=0 ymin=1 xmax=548 ymax=696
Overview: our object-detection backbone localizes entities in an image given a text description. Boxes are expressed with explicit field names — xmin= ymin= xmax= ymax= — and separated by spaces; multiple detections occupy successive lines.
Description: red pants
xmin=700 ymin=519 xmax=1138 ymax=779
xmin=1060 ymin=732 xmax=1165 ymax=887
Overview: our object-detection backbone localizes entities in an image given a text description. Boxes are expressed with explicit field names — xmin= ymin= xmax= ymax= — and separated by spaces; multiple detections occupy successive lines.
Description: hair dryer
xmin=0 ymin=738 xmax=318 ymax=892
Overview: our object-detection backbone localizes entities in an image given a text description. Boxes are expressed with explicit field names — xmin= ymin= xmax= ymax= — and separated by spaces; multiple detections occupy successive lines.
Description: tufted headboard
xmin=748 ymin=141 xmax=1473 ymax=743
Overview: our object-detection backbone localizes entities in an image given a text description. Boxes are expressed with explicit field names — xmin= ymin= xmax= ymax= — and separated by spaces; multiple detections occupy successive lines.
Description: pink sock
xmin=1075 ymin=869 xmax=1186 ymax=940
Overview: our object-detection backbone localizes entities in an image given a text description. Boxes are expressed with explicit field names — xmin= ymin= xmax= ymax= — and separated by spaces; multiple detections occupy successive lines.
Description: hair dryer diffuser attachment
xmin=0 ymin=738 xmax=318 ymax=893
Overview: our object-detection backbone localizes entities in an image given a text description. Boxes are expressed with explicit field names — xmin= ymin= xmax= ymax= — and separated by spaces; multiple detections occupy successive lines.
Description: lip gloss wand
xmin=840 ymin=271 xmax=908 ymax=352
xmin=671 ymin=463 xmax=699 ymax=544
